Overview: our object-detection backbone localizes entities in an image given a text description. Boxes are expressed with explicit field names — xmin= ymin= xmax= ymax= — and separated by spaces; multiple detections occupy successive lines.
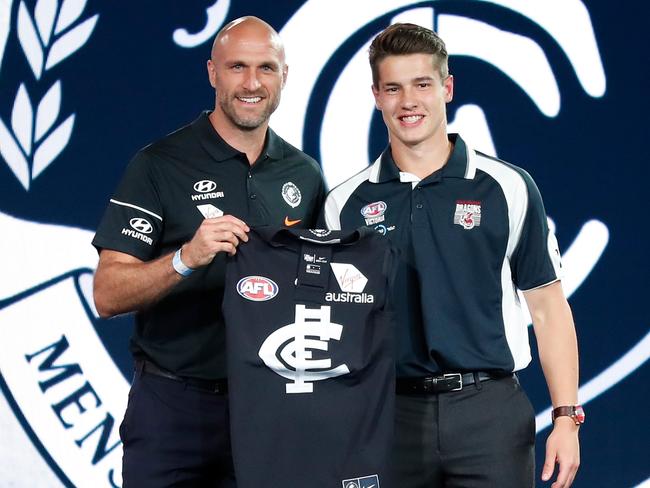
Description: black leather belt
xmin=396 ymin=372 xmax=510 ymax=394
xmin=137 ymin=359 xmax=228 ymax=394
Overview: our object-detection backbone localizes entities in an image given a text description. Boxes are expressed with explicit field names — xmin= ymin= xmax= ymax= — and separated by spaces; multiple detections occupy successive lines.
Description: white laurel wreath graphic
xmin=0 ymin=0 xmax=98 ymax=190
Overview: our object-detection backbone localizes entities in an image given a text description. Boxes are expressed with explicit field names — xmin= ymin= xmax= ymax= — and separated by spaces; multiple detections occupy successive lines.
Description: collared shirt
xmin=92 ymin=111 xmax=325 ymax=379
xmin=322 ymin=134 xmax=562 ymax=376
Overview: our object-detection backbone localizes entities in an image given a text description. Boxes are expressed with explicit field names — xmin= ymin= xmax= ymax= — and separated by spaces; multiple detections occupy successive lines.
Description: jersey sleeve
xmin=92 ymin=150 xmax=164 ymax=261
xmin=510 ymin=171 xmax=563 ymax=291
xmin=318 ymin=190 xmax=343 ymax=230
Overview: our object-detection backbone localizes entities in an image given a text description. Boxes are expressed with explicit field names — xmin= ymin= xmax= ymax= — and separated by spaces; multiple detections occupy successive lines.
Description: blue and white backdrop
xmin=0 ymin=1 xmax=648 ymax=486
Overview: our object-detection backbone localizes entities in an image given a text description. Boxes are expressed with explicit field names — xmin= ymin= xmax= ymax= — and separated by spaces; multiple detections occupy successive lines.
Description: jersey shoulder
xmin=272 ymin=130 xmax=321 ymax=174
xmin=474 ymin=151 xmax=539 ymax=193
xmin=323 ymin=163 xmax=377 ymax=230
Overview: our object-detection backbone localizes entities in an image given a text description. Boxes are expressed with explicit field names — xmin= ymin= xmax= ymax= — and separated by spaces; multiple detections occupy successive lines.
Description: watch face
xmin=574 ymin=406 xmax=586 ymax=424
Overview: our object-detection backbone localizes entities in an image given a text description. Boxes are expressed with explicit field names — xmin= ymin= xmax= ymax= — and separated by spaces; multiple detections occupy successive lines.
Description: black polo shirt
xmin=321 ymin=134 xmax=562 ymax=377
xmin=92 ymin=111 xmax=325 ymax=379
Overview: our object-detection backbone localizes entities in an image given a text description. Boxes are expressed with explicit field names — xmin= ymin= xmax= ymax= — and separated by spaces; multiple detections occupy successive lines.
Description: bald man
xmin=92 ymin=16 xmax=325 ymax=487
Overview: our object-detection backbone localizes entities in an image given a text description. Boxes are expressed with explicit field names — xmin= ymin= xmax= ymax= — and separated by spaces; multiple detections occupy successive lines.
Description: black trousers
xmin=120 ymin=368 xmax=236 ymax=488
xmin=393 ymin=375 xmax=536 ymax=488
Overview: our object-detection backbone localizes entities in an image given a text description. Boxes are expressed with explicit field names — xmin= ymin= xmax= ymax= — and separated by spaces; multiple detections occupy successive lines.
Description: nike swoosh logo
xmin=284 ymin=216 xmax=302 ymax=227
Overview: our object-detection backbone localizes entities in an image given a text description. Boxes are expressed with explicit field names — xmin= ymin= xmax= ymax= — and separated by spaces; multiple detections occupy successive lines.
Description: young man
xmin=92 ymin=17 xmax=324 ymax=487
xmin=322 ymin=23 xmax=581 ymax=488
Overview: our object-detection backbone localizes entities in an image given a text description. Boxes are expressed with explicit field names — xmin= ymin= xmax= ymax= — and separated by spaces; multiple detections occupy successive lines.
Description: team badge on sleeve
xmin=454 ymin=200 xmax=482 ymax=230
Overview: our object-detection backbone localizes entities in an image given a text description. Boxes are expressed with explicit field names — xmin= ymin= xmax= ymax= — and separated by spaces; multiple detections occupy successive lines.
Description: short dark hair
xmin=369 ymin=23 xmax=449 ymax=86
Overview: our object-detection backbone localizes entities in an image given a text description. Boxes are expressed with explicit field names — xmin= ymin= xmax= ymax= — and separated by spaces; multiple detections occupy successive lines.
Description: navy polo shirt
xmin=93 ymin=111 xmax=325 ymax=379
xmin=321 ymin=134 xmax=562 ymax=377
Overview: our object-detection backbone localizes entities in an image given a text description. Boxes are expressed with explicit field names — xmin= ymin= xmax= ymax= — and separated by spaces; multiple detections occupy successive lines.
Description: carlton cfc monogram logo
xmin=258 ymin=304 xmax=350 ymax=394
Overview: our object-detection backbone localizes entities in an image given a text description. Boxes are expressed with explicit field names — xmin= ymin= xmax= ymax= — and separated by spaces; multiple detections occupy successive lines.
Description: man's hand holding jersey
xmin=94 ymin=215 xmax=249 ymax=318
xmin=181 ymin=215 xmax=250 ymax=266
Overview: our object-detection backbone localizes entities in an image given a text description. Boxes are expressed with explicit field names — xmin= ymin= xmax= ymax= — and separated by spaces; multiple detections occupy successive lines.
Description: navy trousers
xmin=120 ymin=367 xmax=236 ymax=488
xmin=393 ymin=374 xmax=536 ymax=487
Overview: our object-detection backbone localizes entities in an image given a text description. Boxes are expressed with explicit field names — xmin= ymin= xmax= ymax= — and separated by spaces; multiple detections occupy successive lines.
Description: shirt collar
xmin=254 ymin=226 xmax=370 ymax=249
xmin=370 ymin=133 xmax=476 ymax=183
xmin=191 ymin=111 xmax=284 ymax=163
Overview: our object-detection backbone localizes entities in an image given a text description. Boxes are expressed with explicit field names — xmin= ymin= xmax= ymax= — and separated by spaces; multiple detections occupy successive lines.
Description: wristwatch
xmin=551 ymin=405 xmax=585 ymax=425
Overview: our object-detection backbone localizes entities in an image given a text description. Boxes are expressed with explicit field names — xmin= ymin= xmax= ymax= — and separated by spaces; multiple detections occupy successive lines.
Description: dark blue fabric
xmin=120 ymin=369 xmax=236 ymax=488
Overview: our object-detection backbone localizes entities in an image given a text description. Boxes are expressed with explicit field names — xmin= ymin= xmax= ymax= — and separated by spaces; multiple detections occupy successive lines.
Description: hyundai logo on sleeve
xmin=129 ymin=218 xmax=153 ymax=234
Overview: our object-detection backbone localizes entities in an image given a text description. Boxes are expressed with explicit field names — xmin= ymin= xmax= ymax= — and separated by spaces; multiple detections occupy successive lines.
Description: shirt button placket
xmin=412 ymin=186 xmax=426 ymax=225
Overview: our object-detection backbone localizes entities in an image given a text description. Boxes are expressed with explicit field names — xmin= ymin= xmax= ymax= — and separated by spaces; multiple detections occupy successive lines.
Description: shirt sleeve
xmin=92 ymin=150 xmax=164 ymax=261
xmin=307 ymin=168 xmax=327 ymax=228
xmin=510 ymin=170 xmax=563 ymax=291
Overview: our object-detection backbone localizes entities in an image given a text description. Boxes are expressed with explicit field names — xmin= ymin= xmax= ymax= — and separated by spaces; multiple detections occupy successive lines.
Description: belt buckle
xmin=443 ymin=373 xmax=463 ymax=391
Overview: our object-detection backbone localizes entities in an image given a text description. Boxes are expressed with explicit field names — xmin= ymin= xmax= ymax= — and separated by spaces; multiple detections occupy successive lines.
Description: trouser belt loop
xmin=473 ymin=371 xmax=482 ymax=390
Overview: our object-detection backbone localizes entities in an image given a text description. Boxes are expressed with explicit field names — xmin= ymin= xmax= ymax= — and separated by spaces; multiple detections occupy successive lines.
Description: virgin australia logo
xmin=326 ymin=263 xmax=374 ymax=304
xmin=258 ymin=304 xmax=350 ymax=394
xmin=0 ymin=0 xmax=99 ymax=191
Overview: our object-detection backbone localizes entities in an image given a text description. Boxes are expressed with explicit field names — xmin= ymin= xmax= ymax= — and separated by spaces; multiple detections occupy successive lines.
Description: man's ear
xmin=207 ymin=60 xmax=217 ymax=89
xmin=372 ymin=84 xmax=381 ymax=110
xmin=282 ymin=64 xmax=289 ymax=89
xmin=443 ymin=74 xmax=454 ymax=103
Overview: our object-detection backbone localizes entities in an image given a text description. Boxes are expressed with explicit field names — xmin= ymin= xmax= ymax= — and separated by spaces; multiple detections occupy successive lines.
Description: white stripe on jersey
xmin=474 ymin=152 xmax=532 ymax=371
xmin=323 ymin=158 xmax=381 ymax=230
xmin=109 ymin=199 xmax=163 ymax=221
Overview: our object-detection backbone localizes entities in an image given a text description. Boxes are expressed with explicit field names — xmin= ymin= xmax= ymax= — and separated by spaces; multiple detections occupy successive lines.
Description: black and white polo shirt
xmin=321 ymin=134 xmax=562 ymax=377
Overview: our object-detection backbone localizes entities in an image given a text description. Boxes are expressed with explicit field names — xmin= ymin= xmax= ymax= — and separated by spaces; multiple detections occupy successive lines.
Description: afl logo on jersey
xmin=237 ymin=276 xmax=279 ymax=301
xmin=360 ymin=201 xmax=387 ymax=225
xmin=129 ymin=218 xmax=152 ymax=234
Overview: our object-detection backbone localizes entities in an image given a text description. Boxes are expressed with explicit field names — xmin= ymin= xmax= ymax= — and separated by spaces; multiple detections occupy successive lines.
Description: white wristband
xmin=172 ymin=248 xmax=194 ymax=277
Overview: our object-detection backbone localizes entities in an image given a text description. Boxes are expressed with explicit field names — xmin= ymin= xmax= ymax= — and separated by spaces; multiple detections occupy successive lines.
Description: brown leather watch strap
xmin=552 ymin=405 xmax=585 ymax=424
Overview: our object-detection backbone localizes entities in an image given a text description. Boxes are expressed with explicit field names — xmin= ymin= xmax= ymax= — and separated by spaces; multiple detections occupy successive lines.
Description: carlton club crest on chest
xmin=454 ymin=200 xmax=482 ymax=230
xmin=282 ymin=182 xmax=302 ymax=208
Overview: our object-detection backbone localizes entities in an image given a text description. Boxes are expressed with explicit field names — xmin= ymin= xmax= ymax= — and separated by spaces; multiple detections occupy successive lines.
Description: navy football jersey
xmin=223 ymin=227 xmax=395 ymax=488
